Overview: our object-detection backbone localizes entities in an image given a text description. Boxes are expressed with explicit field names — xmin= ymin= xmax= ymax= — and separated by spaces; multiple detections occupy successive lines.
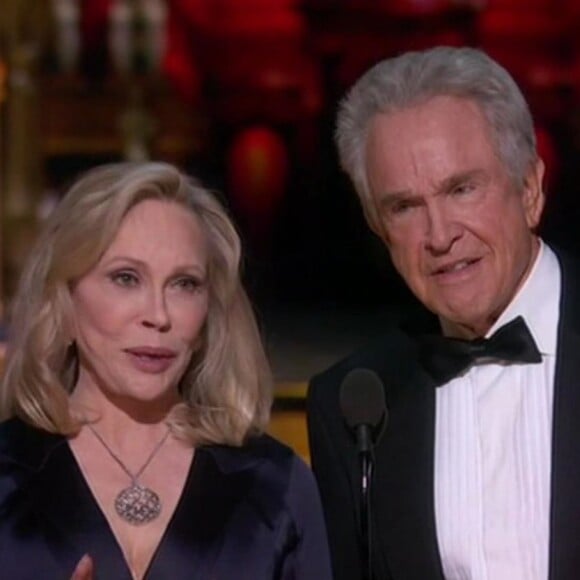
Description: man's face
xmin=364 ymin=96 xmax=545 ymax=337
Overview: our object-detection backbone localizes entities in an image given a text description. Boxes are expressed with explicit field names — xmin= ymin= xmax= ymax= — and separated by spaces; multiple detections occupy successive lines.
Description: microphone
xmin=339 ymin=368 xmax=388 ymax=580
xmin=340 ymin=368 xmax=387 ymax=452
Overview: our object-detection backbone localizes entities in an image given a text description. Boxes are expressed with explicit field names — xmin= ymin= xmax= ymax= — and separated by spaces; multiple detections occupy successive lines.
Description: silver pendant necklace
xmin=87 ymin=424 xmax=171 ymax=526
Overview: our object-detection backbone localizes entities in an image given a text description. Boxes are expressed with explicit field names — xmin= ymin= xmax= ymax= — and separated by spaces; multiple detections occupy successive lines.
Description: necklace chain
xmin=87 ymin=424 xmax=171 ymax=484
xmin=86 ymin=424 xmax=171 ymax=525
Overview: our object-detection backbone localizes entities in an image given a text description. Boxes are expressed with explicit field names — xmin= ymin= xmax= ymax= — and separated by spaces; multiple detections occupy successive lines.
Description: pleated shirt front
xmin=434 ymin=242 xmax=561 ymax=580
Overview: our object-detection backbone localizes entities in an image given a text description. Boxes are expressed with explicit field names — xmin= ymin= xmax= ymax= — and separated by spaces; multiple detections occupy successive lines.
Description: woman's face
xmin=71 ymin=199 xmax=209 ymax=410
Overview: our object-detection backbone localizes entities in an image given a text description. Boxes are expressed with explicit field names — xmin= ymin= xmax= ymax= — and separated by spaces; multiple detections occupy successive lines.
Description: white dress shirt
xmin=434 ymin=242 xmax=561 ymax=580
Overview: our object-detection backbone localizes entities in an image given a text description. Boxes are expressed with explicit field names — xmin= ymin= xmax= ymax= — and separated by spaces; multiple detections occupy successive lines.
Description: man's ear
xmin=368 ymin=214 xmax=390 ymax=246
xmin=366 ymin=195 xmax=391 ymax=247
xmin=522 ymin=157 xmax=546 ymax=230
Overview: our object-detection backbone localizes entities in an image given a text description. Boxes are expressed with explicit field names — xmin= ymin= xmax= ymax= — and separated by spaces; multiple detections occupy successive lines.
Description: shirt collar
xmin=487 ymin=240 xmax=561 ymax=356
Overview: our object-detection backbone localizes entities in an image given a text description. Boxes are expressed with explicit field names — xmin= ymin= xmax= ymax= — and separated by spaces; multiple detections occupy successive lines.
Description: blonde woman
xmin=0 ymin=162 xmax=332 ymax=580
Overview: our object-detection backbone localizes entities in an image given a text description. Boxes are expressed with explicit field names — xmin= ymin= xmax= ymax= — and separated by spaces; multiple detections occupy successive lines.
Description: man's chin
xmin=438 ymin=308 xmax=494 ymax=339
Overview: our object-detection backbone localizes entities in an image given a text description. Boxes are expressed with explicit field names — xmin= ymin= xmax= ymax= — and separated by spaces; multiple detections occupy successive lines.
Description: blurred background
xmin=1 ymin=0 xmax=579 ymax=459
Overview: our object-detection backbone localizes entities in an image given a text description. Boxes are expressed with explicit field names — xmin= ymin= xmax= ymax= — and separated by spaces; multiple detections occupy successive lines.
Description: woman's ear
xmin=58 ymin=284 xmax=77 ymax=346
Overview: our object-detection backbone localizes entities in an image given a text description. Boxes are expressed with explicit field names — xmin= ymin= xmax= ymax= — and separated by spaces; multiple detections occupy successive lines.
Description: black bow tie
xmin=419 ymin=315 xmax=542 ymax=386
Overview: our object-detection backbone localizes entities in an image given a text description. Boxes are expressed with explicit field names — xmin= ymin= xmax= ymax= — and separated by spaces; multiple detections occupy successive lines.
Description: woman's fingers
xmin=70 ymin=554 xmax=94 ymax=580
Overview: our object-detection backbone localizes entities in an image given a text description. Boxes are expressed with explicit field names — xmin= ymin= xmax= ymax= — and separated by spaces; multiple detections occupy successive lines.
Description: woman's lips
xmin=124 ymin=347 xmax=177 ymax=373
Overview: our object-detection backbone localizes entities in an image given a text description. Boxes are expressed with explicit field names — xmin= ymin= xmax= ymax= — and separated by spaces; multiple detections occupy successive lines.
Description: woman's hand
xmin=70 ymin=554 xmax=94 ymax=580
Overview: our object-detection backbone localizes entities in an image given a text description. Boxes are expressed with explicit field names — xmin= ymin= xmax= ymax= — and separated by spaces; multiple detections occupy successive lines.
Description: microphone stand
xmin=340 ymin=368 xmax=387 ymax=580
xmin=356 ymin=425 xmax=375 ymax=580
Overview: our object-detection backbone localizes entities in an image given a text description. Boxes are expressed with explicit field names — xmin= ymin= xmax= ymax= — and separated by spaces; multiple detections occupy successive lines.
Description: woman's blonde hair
xmin=0 ymin=161 xmax=272 ymax=446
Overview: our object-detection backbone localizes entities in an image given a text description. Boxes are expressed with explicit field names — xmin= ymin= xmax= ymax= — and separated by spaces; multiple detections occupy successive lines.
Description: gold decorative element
xmin=0 ymin=0 xmax=49 ymax=302
xmin=119 ymin=85 xmax=157 ymax=162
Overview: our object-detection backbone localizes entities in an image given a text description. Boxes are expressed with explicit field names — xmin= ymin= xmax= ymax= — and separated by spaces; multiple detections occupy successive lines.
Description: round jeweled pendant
xmin=115 ymin=484 xmax=162 ymax=525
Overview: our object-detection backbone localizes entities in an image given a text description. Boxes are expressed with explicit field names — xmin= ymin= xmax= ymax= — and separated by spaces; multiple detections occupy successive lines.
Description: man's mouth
xmin=432 ymin=257 xmax=481 ymax=276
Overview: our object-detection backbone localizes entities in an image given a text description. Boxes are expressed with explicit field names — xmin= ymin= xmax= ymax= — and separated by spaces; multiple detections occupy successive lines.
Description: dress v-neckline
xmin=61 ymin=441 xmax=198 ymax=579
xmin=3 ymin=419 xmax=313 ymax=580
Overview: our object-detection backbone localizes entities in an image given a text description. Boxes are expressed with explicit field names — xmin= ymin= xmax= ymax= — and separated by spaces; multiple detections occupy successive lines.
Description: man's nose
xmin=424 ymin=203 xmax=461 ymax=255
xmin=141 ymin=288 xmax=171 ymax=332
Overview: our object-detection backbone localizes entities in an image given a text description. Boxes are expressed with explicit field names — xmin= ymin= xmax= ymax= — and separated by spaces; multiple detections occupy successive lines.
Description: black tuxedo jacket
xmin=0 ymin=418 xmax=332 ymax=580
xmin=308 ymin=251 xmax=580 ymax=580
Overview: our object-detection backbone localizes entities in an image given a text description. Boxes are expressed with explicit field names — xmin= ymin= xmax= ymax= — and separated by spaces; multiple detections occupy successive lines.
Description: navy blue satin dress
xmin=0 ymin=418 xmax=333 ymax=579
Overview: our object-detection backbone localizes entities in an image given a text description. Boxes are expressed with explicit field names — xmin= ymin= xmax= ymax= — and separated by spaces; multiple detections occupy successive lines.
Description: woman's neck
xmin=69 ymin=380 xmax=178 ymax=452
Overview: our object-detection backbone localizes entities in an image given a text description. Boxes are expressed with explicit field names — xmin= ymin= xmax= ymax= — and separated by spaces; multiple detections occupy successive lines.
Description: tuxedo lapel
xmin=549 ymin=253 xmax=580 ymax=580
xmin=373 ymin=363 xmax=445 ymax=579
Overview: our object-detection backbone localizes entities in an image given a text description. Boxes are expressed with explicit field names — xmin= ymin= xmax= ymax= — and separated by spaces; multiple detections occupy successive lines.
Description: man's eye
xmin=390 ymin=200 xmax=415 ymax=215
xmin=452 ymin=183 xmax=475 ymax=196
xmin=109 ymin=271 xmax=139 ymax=287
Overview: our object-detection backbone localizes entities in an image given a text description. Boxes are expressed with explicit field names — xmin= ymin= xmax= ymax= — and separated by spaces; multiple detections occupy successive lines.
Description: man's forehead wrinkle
xmin=409 ymin=147 xmax=421 ymax=185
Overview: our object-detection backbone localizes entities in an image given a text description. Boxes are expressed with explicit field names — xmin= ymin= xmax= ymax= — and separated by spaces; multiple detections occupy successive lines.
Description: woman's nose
xmin=141 ymin=288 xmax=171 ymax=331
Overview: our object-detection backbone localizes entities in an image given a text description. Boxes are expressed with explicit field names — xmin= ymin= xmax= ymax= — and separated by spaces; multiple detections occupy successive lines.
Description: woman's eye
xmin=174 ymin=277 xmax=203 ymax=292
xmin=109 ymin=271 xmax=139 ymax=287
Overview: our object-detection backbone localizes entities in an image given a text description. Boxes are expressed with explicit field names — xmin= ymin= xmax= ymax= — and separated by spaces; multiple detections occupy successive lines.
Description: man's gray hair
xmin=336 ymin=46 xmax=537 ymax=229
